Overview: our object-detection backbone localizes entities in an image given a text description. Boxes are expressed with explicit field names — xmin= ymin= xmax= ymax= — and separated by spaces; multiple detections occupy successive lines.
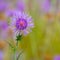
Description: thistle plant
xmin=0 ymin=0 xmax=34 ymax=60
xmin=8 ymin=10 xmax=34 ymax=60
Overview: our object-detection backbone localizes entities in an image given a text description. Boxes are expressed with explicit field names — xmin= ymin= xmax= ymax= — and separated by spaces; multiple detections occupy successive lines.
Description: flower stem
xmin=14 ymin=50 xmax=17 ymax=60
xmin=17 ymin=50 xmax=23 ymax=60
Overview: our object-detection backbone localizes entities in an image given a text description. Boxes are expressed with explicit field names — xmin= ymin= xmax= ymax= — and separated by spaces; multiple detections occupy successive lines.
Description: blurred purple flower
xmin=0 ymin=1 xmax=8 ymax=12
xmin=41 ymin=0 xmax=51 ymax=13
xmin=5 ymin=9 xmax=14 ymax=17
xmin=53 ymin=55 xmax=60 ymax=60
xmin=5 ymin=0 xmax=25 ymax=17
xmin=0 ymin=20 xmax=8 ymax=40
xmin=16 ymin=0 xmax=25 ymax=11
xmin=0 ymin=50 xmax=4 ymax=60
xmin=10 ymin=10 xmax=34 ymax=39
xmin=0 ymin=21 xmax=8 ymax=30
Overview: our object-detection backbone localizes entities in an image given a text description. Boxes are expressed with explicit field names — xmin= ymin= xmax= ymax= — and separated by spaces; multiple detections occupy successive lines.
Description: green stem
xmin=13 ymin=41 xmax=18 ymax=60
xmin=17 ymin=50 xmax=23 ymax=60
xmin=14 ymin=50 xmax=17 ymax=60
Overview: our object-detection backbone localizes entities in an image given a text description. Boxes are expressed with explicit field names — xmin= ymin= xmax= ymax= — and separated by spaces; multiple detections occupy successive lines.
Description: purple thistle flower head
xmin=16 ymin=18 xmax=27 ymax=30
xmin=10 ymin=10 xmax=34 ymax=39
xmin=53 ymin=55 xmax=60 ymax=60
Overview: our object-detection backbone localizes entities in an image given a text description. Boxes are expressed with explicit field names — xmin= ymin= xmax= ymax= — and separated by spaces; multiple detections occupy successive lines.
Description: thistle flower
xmin=10 ymin=10 xmax=34 ymax=40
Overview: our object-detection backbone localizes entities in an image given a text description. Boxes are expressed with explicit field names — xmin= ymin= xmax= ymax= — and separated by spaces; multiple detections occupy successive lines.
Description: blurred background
xmin=0 ymin=0 xmax=60 ymax=60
